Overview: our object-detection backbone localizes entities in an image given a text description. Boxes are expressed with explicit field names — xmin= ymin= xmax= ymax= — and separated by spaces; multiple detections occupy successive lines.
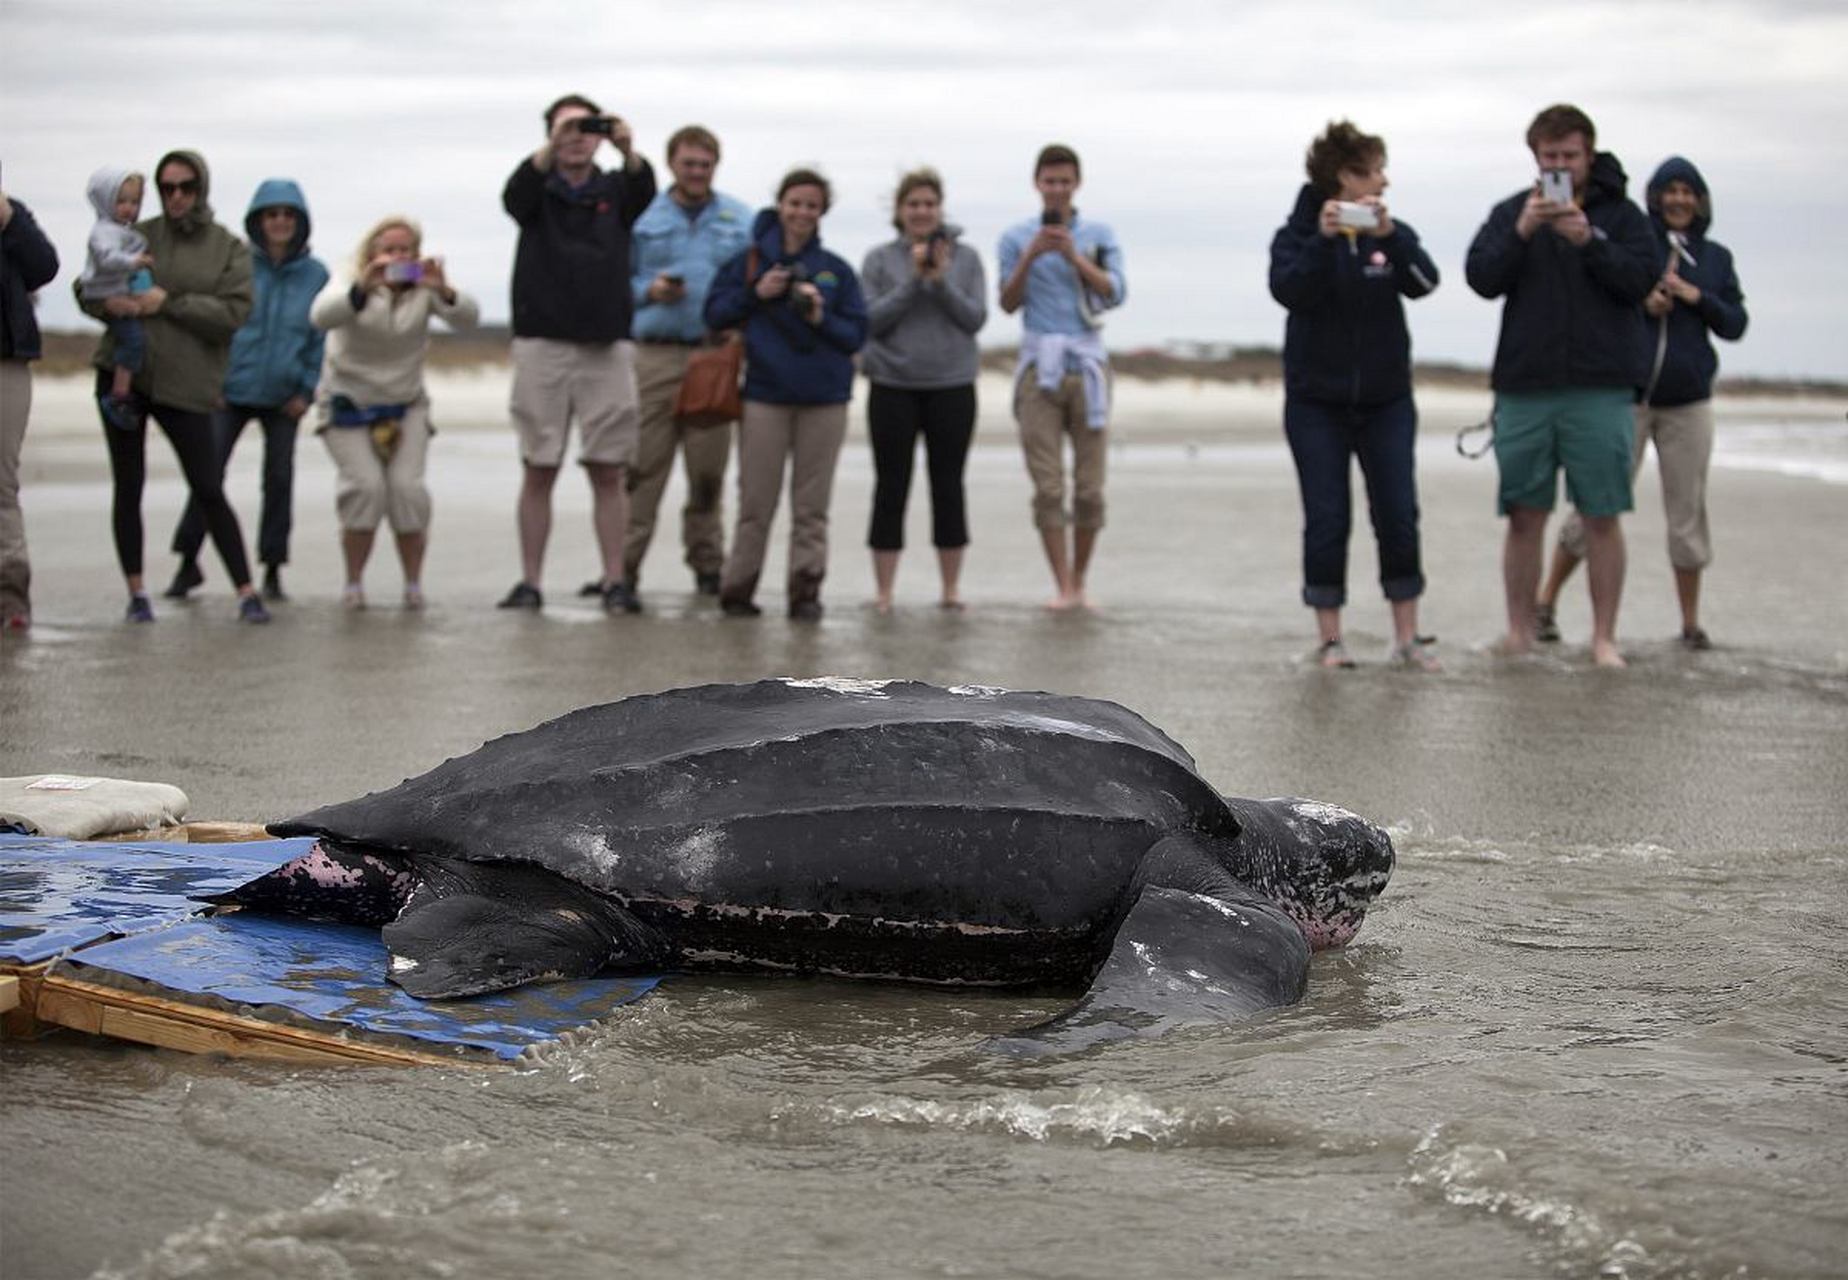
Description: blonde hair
xmin=352 ymin=214 xmax=422 ymax=279
xmin=891 ymin=168 xmax=943 ymax=231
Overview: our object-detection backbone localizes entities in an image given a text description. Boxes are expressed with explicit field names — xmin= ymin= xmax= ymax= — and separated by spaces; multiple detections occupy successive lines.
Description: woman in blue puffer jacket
xmin=166 ymin=178 xmax=328 ymax=603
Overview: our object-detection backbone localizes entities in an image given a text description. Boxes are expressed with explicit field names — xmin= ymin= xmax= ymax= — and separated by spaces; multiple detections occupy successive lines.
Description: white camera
xmin=1334 ymin=201 xmax=1379 ymax=230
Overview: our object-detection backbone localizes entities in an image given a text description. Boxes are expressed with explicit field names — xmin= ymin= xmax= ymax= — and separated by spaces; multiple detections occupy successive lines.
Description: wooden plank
xmin=0 ymin=974 xmax=17 ymax=1014
xmin=0 ymin=963 xmax=51 ymax=1039
xmin=96 ymin=821 xmax=276 ymax=844
xmin=33 ymin=974 xmax=487 ymax=1068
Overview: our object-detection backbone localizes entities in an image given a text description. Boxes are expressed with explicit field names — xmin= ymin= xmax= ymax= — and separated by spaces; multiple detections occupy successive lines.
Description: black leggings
xmin=97 ymin=373 xmax=252 ymax=586
xmin=866 ymin=382 xmax=976 ymax=551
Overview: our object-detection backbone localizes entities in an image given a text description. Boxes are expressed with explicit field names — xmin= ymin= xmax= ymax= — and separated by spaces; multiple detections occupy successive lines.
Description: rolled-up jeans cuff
xmin=1382 ymin=574 xmax=1425 ymax=603
xmin=1302 ymin=584 xmax=1345 ymax=609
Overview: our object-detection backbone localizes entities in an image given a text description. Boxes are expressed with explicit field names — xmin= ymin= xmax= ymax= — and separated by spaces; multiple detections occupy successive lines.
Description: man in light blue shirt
xmin=998 ymin=144 xmax=1126 ymax=610
xmin=623 ymin=125 xmax=753 ymax=599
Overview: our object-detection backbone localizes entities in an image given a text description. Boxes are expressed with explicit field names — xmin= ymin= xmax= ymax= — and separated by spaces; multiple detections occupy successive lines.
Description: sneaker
xmin=164 ymin=559 xmax=204 ymax=600
xmin=1390 ymin=635 xmax=1442 ymax=672
xmin=261 ymin=564 xmax=288 ymax=602
xmin=1534 ymin=602 xmax=1561 ymax=644
xmin=788 ymin=599 xmax=824 ymax=622
xmin=1680 ymin=626 xmax=1713 ymax=651
xmin=1316 ymin=637 xmax=1356 ymax=669
xmin=577 ymin=580 xmax=604 ymax=598
xmin=497 ymin=581 xmax=543 ymax=610
xmin=403 ymin=583 xmax=425 ymax=610
xmin=238 ymin=594 xmax=271 ymax=625
xmin=125 ymin=594 xmax=155 ymax=624
xmin=602 ymin=580 xmax=642 ymax=615
xmin=342 ymin=583 xmax=367 ymax=611
xmin=3 ymin=609 xmax=31 ymax=632
xmin=720 ymin=597 xmax=762 ymax=618
xmin=695 ymin=571 xmax=722 ymax=597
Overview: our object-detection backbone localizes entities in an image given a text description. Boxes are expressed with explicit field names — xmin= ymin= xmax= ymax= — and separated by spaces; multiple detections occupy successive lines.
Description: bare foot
xmin=871 ymin=597 xmax=893 ymax=615
xmin=938 ymin=597 xmax=964 ymax=611
xmin=1591 ymin=639 xmax=1627 ymax=669
xmin=1043 ymin=593 xmax=1082 ymax=612
xmin=1491 ymin=632 xmax=1533 ymax=657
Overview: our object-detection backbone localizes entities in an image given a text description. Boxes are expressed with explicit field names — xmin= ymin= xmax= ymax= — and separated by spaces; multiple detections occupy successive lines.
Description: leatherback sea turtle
xmin=219 ymin=678 xmax=1394 ymax=1051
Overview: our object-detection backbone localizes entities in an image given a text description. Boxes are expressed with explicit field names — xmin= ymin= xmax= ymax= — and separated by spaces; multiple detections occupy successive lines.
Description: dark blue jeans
xmin=172 ymin=404 xmax=300 ymax=568
xmin=1283 ymin=394 xmax=1424 ymax=609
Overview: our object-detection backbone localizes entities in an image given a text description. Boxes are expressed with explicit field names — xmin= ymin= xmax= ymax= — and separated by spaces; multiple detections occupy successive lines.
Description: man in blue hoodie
xmin=1467 ymin=104 xmax=1657 ymax=668
xmin=165 ymin=178 xmax=327 ymax=603
xmin=1537 ymin=156 xmax=1748 ymax=651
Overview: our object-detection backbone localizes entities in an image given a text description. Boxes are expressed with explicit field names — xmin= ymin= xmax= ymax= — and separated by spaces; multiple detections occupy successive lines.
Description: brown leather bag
xmin=671 ymin=247 xmax=755 ymax=427
xmin=671 ymin=333 xmax=744 ymax=427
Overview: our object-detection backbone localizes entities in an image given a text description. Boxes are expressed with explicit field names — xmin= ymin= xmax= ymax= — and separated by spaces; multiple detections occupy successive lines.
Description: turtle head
xmin=1223 ymin=797 xmax=1395 ymax=951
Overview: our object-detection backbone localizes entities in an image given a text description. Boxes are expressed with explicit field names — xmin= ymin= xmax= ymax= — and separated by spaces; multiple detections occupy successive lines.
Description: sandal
xmin=1391 ymin=635 xmax=1442 ymax=672
xmin=1317 ymin=638 xmax=1356 ymax=669
xmin=342 ymin=583 xmax=367 ymax=611
xmin=1679 ymin=626 xmax=1712 ymax=651
xmin=403 ymin=583 xmax=425 ymax=610
xmin=1534 ymin=602 xmax=1561 ymax=644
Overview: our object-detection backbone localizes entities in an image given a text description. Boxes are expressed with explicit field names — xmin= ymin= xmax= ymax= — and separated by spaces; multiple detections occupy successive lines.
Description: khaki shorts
xmin=509 ymin=337 xmax=639 ymax=468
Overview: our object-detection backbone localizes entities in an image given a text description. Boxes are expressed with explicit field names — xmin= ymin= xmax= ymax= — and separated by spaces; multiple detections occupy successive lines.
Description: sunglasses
xmin=158 ymin=179 xmax=201 ymax=196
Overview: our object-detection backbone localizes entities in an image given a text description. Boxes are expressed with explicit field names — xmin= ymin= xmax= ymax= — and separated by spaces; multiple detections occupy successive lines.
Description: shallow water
xmin=4 ymin=376 xmax=1846 ymax=1278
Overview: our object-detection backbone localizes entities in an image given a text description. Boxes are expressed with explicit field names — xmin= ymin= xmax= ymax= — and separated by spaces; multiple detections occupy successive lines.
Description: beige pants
xmin=720 ymin=400 xmax=847 ymax=603
xmin=0 ymin=360 xmax=31 ymax=617
xmin=625 ymin=342 xmax=732 ymax=582
xmin=1559 ymin=399 xmax=1714 ymax=569
xmin=322 ymin=400 xmax=434 ymax=533
xmin=1015 ymin=372 xmax=1108 ymax=530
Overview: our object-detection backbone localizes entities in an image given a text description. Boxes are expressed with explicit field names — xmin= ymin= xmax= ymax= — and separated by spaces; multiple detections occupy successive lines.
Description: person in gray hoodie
xmin=78 ymin=166 xmax=155 ymax=424
xmin=859 ymin=168 xmax=987 ymax=611
xmin=165 ymin=178 xmax=328 ymax=603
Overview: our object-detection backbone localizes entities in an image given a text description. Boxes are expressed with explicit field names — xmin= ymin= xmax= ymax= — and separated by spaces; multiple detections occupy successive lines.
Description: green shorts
xmin=1492 ymin=388 xmax=1636 ymax=517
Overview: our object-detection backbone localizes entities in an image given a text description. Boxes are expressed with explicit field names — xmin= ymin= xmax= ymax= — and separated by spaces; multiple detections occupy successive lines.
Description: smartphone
xmin=1539 ymin=169 xmax=1574 ymax=204
xmin=1040 ymin=208 xmax=1063 ymax=227
xmin=662 ymin=272 xmax=685 ymax=285
xmin=383 ymin=261 xmax=423 ymax=285
xmin=1334 ymin=201 xmax=1379 ymax=230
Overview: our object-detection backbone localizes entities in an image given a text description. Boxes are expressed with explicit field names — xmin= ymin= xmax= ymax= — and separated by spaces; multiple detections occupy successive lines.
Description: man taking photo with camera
xmin=1466 ymin=104 xmax=1655 ymax=667
xmin=499 ymin=93 xmax=657 ymax=615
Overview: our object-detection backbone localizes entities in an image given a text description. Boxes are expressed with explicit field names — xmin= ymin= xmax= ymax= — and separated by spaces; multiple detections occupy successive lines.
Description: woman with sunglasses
xmin=78 ymin=149 xmax=266 ymax=623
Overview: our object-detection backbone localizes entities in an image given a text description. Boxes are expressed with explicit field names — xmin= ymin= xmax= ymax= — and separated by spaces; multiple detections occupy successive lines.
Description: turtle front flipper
xmin=381 ymin=865 xmax=668 ymax=999
xmin=990 ymin=844 xmax=1309 ymax=1056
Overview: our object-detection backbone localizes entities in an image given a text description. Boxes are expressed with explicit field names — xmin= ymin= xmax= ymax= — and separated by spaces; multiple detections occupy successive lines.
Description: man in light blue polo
xmin=623 ymin=124 xmax=752 ymax=600
xmin=998 ymin=143 xmax=1126 ymax=610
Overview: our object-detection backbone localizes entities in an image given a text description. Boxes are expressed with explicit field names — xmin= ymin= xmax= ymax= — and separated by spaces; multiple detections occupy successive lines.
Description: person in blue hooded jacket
xmin=702 ymin=168 xmax=867 ymax=620
xmin=1269 ymin=120 xmax=1441 ymax=671
xmin=165 ymin=178 xmax=328 ymax=603
xmin=1536 ymin=156 xmax=1747 ymax=651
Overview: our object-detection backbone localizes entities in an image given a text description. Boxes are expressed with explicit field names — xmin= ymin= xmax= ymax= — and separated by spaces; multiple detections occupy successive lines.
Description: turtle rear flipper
xmin=382 ymin=874 xmax=667 ymax=999
xmin=989 ymin=884 xmax=1308 ymax=1056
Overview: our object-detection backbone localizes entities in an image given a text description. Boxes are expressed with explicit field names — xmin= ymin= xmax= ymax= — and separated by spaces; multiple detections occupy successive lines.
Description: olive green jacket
xmin=78 ymin=150 xmax=253 ymax=413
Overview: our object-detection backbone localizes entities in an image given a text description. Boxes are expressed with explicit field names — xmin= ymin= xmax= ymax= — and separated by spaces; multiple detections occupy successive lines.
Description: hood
xmin=1647 ymin=155 xmax=1711 ymax=239
xmin=1286 ymin=183 xmax=1324 ymax=232
xmin=243 ymin=178 xmax=313 ymax=261
xmin=1584 ymin=151 xmax=1630 ymax=209
xmin=86 ymin=166 xmax=140 ymax=223
xmin=154 ymin=149 xmax=215 ymax=235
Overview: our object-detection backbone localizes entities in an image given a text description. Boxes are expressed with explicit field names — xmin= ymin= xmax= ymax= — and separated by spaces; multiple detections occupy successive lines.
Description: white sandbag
xmin=0 ymin=775 xmax=191 ymax=839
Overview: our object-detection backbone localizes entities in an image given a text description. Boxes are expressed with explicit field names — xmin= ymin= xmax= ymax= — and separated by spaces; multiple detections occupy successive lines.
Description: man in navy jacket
xmin=1467 ymin=104 xmax=1656 ymax=667
xmin=498 ymin=93 xmax=657 ymax=615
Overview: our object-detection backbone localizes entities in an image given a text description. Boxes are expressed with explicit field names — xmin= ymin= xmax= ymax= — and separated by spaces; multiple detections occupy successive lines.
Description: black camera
xmin=780 ymin=259 xmax=812 ymax=312
xmin=1040 ymin=208 xmax=1063 ymax=227
xmin=576 ymin=116 xmax=617 ymax=137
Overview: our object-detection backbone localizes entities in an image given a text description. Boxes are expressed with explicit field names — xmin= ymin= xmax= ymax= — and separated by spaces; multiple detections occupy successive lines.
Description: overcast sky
xmin=5 ymin=0 xmax=1843 ymax=379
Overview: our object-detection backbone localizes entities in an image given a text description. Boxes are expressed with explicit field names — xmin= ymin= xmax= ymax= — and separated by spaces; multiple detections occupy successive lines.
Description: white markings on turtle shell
xmin=565 ymin=829 xmax=622 ymax=875
xmin=947 ymin=684 xmax=1006 ymax=698
xmin=389 ymin=954 xmax=418 ymax=973
xmin=1282 ymin=798 xmax=1358 ymax=826
xmin=672 ymin=826 xmax=728 ymax=888
xmin=783 ymin=677 xmax=895 ymax=696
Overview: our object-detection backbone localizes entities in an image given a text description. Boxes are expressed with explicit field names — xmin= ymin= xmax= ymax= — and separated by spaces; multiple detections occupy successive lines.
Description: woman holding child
xmin=309 ymin=215 xmax=478 ymax=610
xmin=80 ymin=150 xmax=266 ymax=624
xmin=859 ymin=168 xmax=987 ymax=612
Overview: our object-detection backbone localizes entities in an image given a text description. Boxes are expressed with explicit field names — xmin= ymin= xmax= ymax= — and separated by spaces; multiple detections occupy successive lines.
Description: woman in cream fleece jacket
xmin=310 ymin=215 xmax=477 ymax=609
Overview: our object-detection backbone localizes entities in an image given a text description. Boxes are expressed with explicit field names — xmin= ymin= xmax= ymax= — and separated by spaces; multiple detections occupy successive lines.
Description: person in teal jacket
xmin=166 ymin=178 xmax=328 ymax=602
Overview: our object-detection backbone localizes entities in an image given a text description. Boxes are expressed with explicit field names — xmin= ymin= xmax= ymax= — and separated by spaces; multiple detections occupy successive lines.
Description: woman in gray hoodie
xmin=859 ymin=169 xmax=987 ymax=611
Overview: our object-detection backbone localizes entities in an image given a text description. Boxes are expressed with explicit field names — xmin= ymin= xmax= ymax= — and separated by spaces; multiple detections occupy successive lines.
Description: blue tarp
xmin=0 ymin=833 xmax=308 ymax=964
xmin=1 ymin=834 xmax=662 ymax=1059
xmin=62 ymin=915 xmax=659 ymax=1060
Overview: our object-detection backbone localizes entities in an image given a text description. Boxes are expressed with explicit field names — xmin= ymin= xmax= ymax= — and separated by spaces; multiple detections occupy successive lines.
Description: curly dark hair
xmin=1526 ymin=104 xmax=1596 ymax=152
xmin=777 ymin=168 xmax=832 ymax=212
xmin=1305 ymin=121 xmax=1385 ymax=197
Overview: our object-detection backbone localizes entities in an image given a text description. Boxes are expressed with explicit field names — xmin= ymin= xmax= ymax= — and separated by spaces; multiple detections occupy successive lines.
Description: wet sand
xmin=3 ymin=371 xmax=1846 ymax=1279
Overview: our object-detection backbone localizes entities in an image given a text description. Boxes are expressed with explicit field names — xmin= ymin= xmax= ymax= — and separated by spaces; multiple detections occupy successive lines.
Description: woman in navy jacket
xmin=703 ymin=169 xmax=867 ymax=620
xmin=1537 ymin=156 xmax=1748 ymax=650
xmin=1269 ymin=121 xmax=1441 ymax=669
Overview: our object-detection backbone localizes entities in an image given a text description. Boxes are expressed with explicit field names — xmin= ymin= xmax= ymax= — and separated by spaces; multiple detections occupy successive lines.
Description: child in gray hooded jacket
xmin=79 ymin=166 xmax=155 ymax=424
